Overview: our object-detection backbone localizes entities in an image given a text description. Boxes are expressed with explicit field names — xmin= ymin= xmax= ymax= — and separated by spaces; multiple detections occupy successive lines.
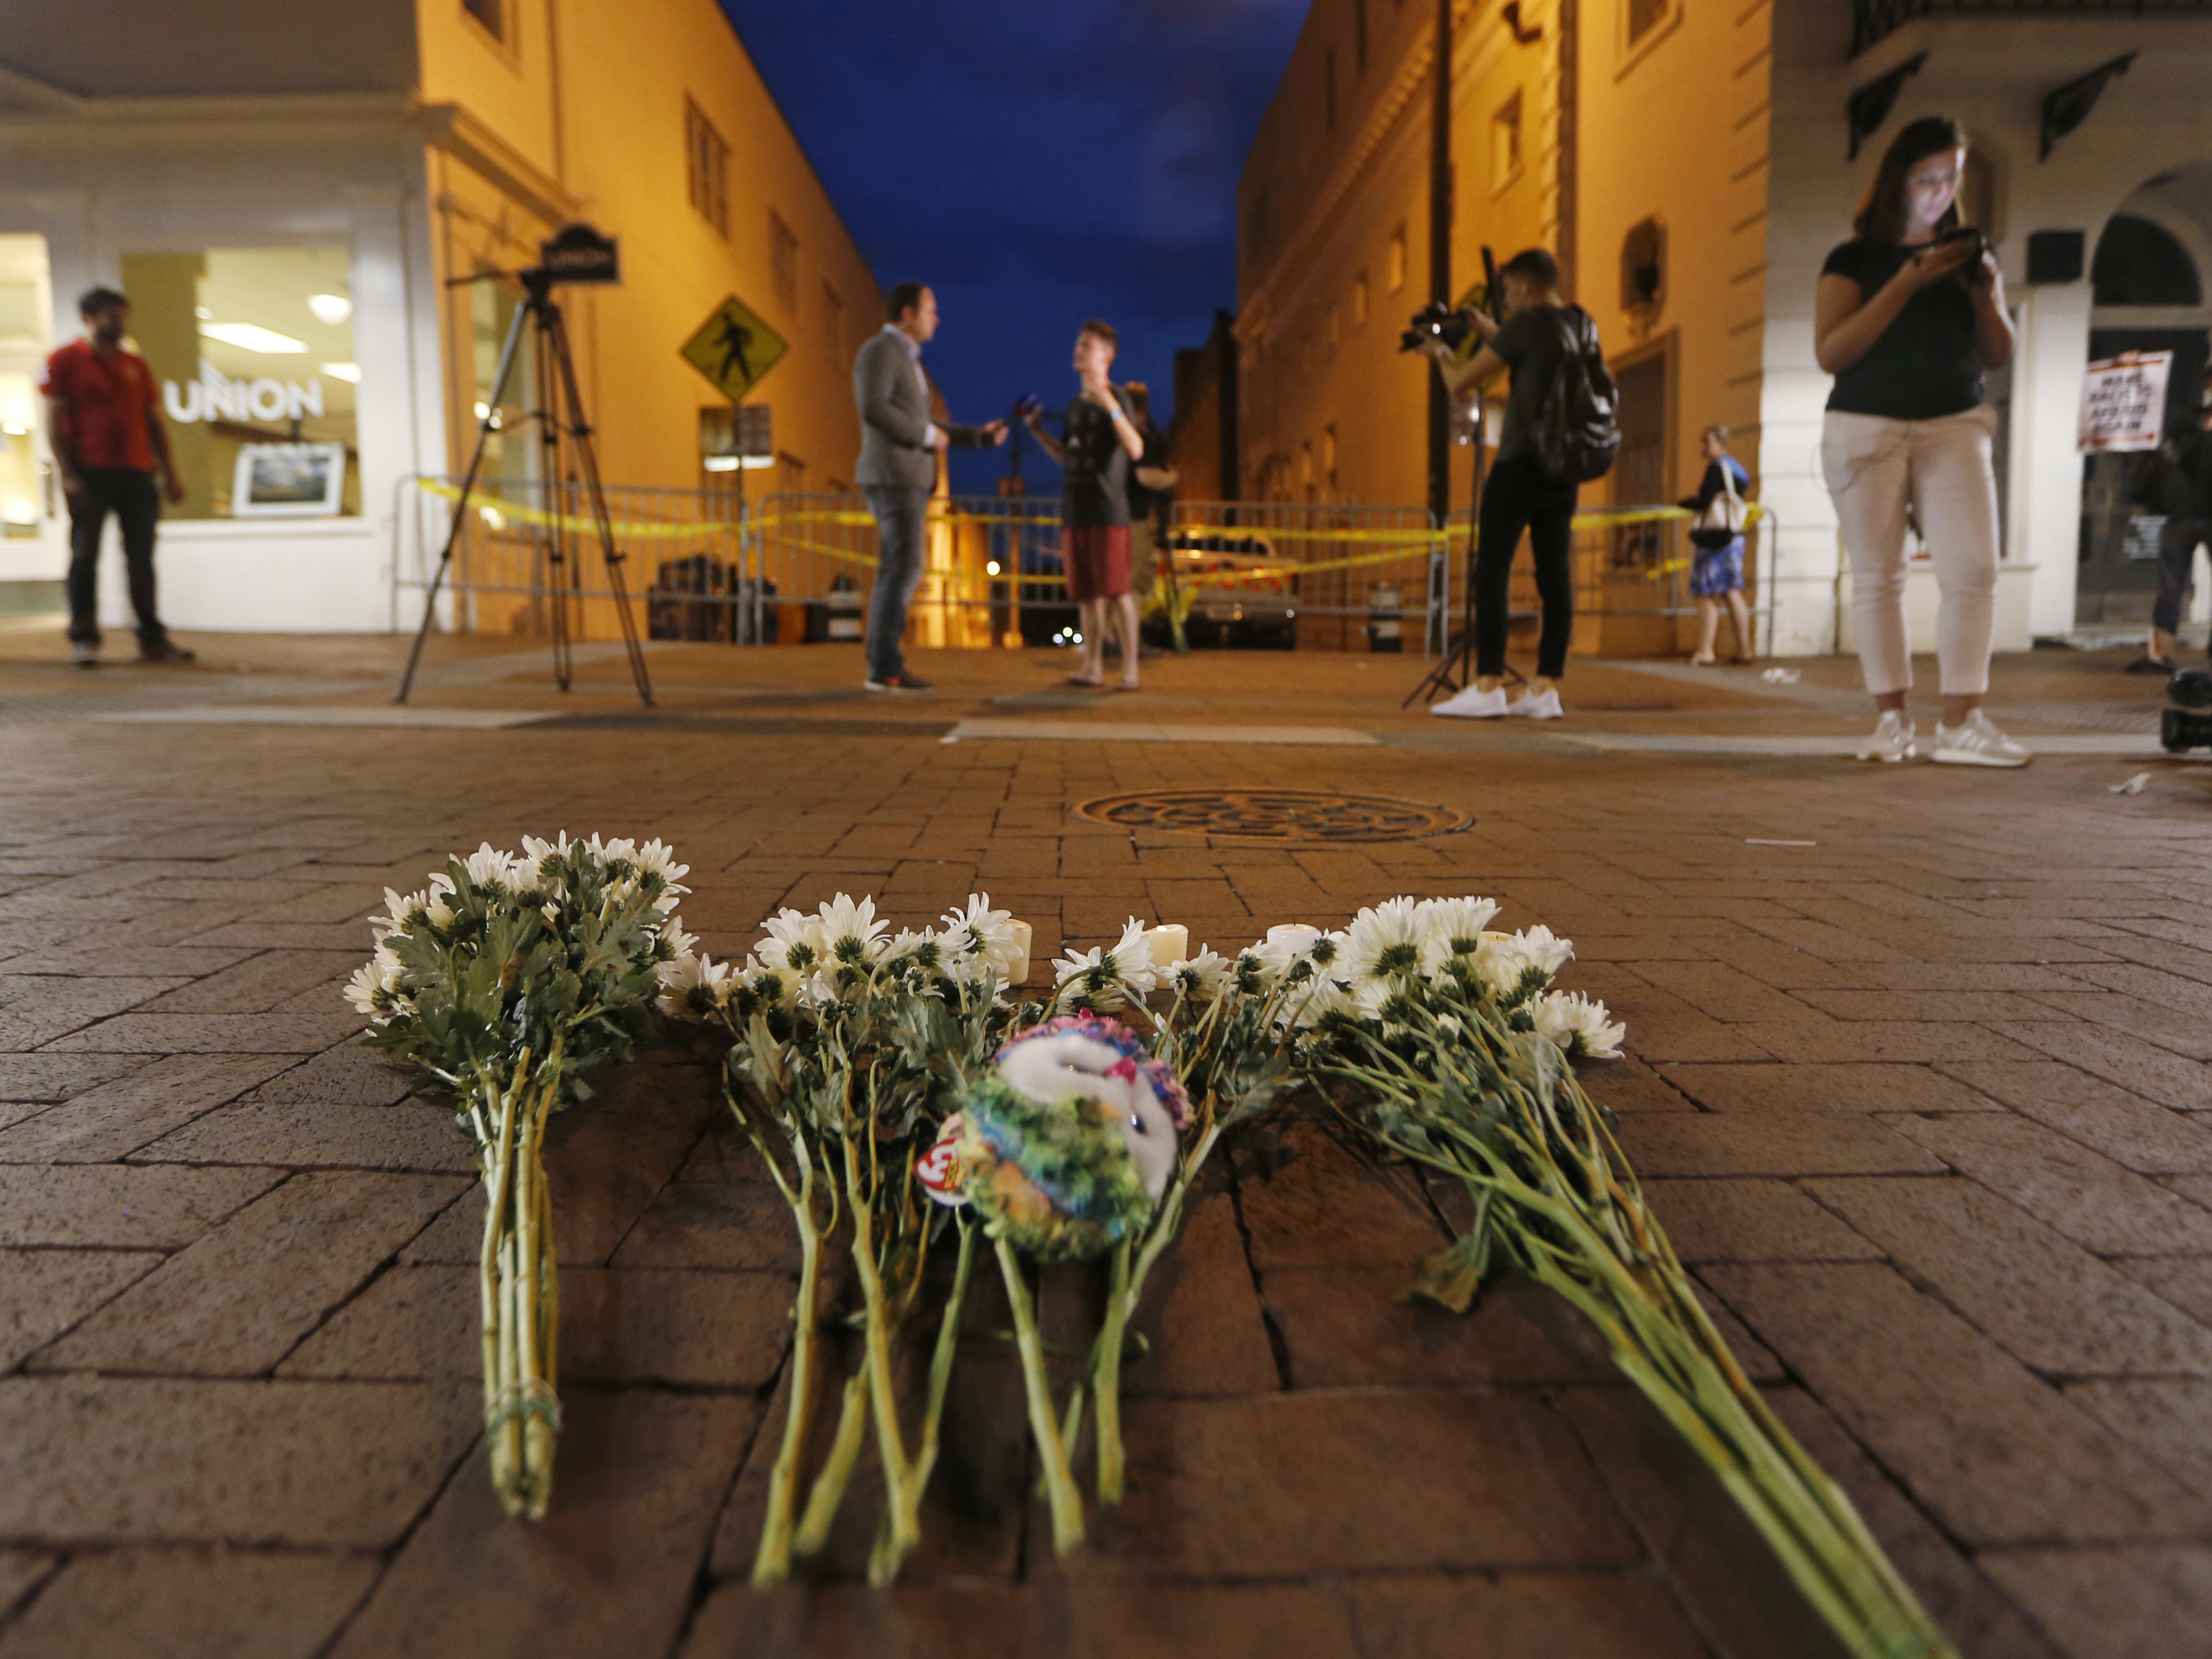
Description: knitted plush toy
xmin=917 ymin=1014 xmax=1191 ymax=1260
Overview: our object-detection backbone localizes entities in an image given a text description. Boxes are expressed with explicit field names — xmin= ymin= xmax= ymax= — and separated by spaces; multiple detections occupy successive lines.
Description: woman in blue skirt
xmin=1684 ymin=425 xmax=1754 ymax=664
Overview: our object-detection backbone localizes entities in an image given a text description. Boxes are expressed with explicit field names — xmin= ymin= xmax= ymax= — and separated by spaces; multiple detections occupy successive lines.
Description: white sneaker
xmin=1856 ymin=711 xmax=1916 ymax=762
xmin=1506 ymin=687 xmax=1563 ymax=719
xmin=1433 ymin=685 xmax=1508 ymax=719
xmin=1933 ymin=709 xmax=2031 ymax=767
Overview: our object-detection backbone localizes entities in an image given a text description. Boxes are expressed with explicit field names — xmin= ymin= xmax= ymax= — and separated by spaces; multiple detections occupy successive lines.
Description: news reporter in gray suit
xmin=853 ymin=283 xmax=1006 ymax=691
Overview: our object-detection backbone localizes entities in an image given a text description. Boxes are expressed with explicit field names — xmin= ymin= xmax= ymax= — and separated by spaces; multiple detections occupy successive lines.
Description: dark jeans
xmin=1474 ymin=451 xmax=1578 ymax=680
xmin=862 ymin=485 xmax=928 ymax=680
xmin=2156 ymin=517 xmax=2205 ymax=635
xmin=66 ymin=467 xmax=169 ymax=648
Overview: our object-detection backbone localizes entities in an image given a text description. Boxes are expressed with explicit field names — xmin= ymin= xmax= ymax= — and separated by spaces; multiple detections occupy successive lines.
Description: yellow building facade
xmin=1245 ymin=0 xmax=2212 ymax=657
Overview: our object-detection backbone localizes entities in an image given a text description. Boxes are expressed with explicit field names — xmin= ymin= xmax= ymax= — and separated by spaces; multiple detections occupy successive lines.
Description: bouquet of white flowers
xmin=348 ymin=834 xmax=687 ymax=1518
xmin=1281 ymin=896 xmax=1950 ymax=1659
xmin=660 ymin=894 xmax=1025 ymax=1586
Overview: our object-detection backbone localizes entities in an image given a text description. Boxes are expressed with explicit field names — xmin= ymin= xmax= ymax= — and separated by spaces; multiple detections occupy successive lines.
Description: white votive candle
xmin=1145 ymin=923 xmax=1189 ymax=967
xmin=1006 ymin=919 xmax=1033 ymax=986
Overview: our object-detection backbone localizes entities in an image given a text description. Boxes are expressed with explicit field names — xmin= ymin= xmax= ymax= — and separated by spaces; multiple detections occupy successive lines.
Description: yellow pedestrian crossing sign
xmin=680 ymin=295 xmax=787 ymax=401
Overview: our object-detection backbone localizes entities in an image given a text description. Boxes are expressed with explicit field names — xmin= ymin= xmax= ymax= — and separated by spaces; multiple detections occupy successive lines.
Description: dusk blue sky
xmin=717 ymin=0 xmax=1306 ymax=495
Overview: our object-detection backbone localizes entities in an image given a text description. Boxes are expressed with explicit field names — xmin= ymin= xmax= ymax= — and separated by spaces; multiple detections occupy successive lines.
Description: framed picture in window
xmin=231 ymin=442 xmax=347 ymax=517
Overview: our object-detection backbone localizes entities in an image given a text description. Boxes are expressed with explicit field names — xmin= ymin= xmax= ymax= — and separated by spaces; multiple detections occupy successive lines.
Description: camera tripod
xmin=1403 ymin=398 xmax=1521 ymax=707
xmin=396 ymin=266 xmax=654 ymax=706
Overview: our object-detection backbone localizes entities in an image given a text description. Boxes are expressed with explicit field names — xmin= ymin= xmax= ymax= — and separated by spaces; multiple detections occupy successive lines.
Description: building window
xmin=770 ymin=212 xmax=799 ymax=312
xmin=685 ymin=99 xmax=730 ymax=238
xmin=1387 ymin=224 xmax=1407 ymax=292
xmin=1325 ymin=50 xmax=1338 ymax=130
xmin=115 ymin=247 xmax=360 ymax=521
xmin=1352 ymin=272 xmax=1370 ymax=326
xmin=462 ymin=0 xmax=506 ymax=44
xmin=1491 ymin=93 xmax=1522 ymax=189
xmin=1625 ymin=0 xmax=1675 ymax=52
xmin=1322 ymin=424 xmax=1338 ymax=494
xmin=2093 ymin=215 xmax=2201 ymax=307
xmin=822 ymin=282 xmax=845 ymax=357
xmin=1621 ymin=216 xmax=1667 ymax=331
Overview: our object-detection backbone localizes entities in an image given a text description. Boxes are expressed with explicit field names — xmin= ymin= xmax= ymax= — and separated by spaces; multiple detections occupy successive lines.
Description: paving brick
xmin=2064 ymin=1380 xmax=2212 ymax=1503
xmin=1261 ymin=1265 xmax=1583 ymax=1388
xmin=1120 ymin=1189 xmax=1279 ymax=1398
xmin=1808 ymin=1177 xmax=2212 ymax=1377
xmin=0 ymin=1546 xmax=378 ymax=1659
xmin=133 ymin=1096 xmax=476 ymax=1173
xmin=0 ymin=975 xmax=189 ymax=1050
xmin=0 ymin=1549 xmax=55 ymax=1619
xmin=2018 ymin=991 xmax=2212 ymax=1062
xmin=1614 ymin=1112 xmax=1945 ymax=1179
xmin=1988 ymin=1022 xmax=2211 ymax=1113
xmin=137 ymin=949 xmax=363 ymax=1014
xmin=0 ymin=1248 xmax=162 ymax=1371
xmin=0 ymin=1376 xmax=476 ymax=1546
xmin=1978 ymin=1546 xmax=2212 ymax=1659
xmin=37 ymin=1011 xmax=366 ymax=1054
xmin=0 ymin=1053 xmax=152 ymax=1102
xmin=1229 ymin=1118 xmax=1445 ymax=1272
xmin=36 ymin=1172 xmax=467 ymax=1376
xmin=1659 ymin=1061 xmax=1999 ymax=1115
xmin=0 ymin=1052 xmax=297 ymax=1164
xmin=279 ymin=1263 xmax=791 ymax=1387
xmin=679 ymin=1583 xmax=1042 ymax=1659
xmin=1936 ymin=1060 xmax=2212 ymax=1174
xmin=1883 ymin=1114 xmax=2212 ymax=1256
xmin=2110 ymin=1257 xmax=2212 ymax=1328
xmin=1703 ymin=1262 xmax=2212 ymax=1545
xmin=0 ymin=1163 xmax=282 ymax=1249
xmin=329 ymin=1392 xmax=753 ymax=1659
xmin=1347 ymin=1573 xmax=1709 ymax=1659
xmin=1644 ymin=1178 xmax=1882 ymax=1263
xmin=1729 ymin=1018 xmax=2045 ymax=1064
xmin=233 ymin=1041 xmax=415 ymax=1106
xmin=1576 ymin=1053 xmax=1695 ymax=1113
xmin=1586 ymin=981 xmax=1776 ymax=1062
xmin=1094 ymin=1389 xmax=1640 ymax=1575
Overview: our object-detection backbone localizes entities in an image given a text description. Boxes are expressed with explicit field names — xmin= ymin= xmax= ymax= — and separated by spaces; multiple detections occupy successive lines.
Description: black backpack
xmin=1531 ymin=307 xmax=1620 ymax=484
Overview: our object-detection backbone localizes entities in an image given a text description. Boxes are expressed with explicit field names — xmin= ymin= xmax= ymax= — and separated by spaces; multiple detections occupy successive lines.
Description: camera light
xmin=986 ymin=560 xmax=1001 ymax=575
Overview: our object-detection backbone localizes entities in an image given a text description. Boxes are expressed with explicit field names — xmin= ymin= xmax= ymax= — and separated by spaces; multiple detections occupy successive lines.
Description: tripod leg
xmin=546 ymin=304 xmax=654 ymax=706
xmin=396 ymin=289 xmax=532 ymax=703
xmin=530 ymin=312 xmax=576 ymax=693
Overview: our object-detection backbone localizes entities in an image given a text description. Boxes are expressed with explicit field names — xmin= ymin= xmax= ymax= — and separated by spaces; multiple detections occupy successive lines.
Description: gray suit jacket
xmin=853 ymin=327 xmax=989 ymax=490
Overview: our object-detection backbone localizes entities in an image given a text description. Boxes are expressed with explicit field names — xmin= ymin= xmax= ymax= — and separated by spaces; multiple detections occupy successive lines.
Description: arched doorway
xmin=2077 ymin=177 xmax=2212 ymax=628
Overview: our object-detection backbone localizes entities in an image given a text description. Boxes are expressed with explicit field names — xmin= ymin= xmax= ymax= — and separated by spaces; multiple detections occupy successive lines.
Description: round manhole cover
xmin=1074 ymin=789 xmax=1471 ymax=844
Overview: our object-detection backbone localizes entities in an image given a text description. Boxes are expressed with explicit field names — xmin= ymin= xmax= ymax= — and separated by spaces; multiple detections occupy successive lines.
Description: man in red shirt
xmin=40 ymin=286 xmax=193 ymax=666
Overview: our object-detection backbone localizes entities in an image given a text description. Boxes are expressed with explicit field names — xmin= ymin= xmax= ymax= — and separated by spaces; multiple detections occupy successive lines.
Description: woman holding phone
xmin=1815 ymin=114 xmax=2024 ymax=766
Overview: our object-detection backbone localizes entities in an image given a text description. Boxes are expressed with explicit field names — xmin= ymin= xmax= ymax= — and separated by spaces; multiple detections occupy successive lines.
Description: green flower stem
xmin=749 ymin=1127 xmax=825 ymax=1586
xmin=995 ymin=1236 xmax=1085 ymax=1555
xmin=843 ymin=1134 xmax=920 ymax=1571
xmin=794 ymin=1368 xmax=869 ymax=1557
xmin=1094 ymin=1240 xmax=1132 ymax=1504
xmin=913 ymin=1217 xmax=978 ymax=1495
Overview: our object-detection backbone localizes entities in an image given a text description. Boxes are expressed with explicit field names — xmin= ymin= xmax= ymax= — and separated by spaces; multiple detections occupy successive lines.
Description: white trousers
xmin=1821 ymin=406 xmax=2000 ymax=697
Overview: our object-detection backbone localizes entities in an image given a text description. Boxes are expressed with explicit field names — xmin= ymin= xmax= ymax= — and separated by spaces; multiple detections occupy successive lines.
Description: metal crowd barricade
xmin=390 ymin=474 xmax=750 ymax=642
xmin=1161 ymin=501 xmax=1443 ymax=652
xmin=1433 ymin=502 xmax=1775 ymax=658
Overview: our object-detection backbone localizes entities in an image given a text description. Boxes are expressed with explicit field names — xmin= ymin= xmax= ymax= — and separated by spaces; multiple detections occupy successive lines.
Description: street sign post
xmin=681 ymin=295 xmax=788 ymax=402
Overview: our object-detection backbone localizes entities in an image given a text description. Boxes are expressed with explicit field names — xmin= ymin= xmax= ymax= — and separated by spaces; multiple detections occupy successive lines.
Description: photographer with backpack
xmin=1424 ymin=247 xmax=1618 ymax=719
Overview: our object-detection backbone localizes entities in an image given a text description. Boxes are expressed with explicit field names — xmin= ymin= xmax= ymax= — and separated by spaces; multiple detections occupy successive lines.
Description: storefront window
xmin=471 ymin=277 xmax=538 ymax=491
xmin=117 ymin=247 xmax=359 ymax=519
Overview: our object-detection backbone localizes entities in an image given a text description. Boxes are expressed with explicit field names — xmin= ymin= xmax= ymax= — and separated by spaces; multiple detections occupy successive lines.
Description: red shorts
xmin=1064 ymin=525 xmax=1131 ymax=601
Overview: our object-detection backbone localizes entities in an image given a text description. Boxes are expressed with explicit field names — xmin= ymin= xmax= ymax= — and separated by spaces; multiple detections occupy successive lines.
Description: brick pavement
xmin=0 ymin=636 xmax=2207 ymax=1657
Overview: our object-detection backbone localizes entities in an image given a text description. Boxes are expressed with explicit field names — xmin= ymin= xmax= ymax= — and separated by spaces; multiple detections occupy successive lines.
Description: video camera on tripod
xmin=1398 ymin=301 xmax=1475 ymax=355
xmin=396 ymin=221 xmax=653 ymax=707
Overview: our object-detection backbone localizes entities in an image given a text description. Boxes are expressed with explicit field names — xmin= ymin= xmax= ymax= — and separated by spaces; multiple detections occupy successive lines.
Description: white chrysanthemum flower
xmin=1416 ymin=896 xmax=1502 ymax=977
xmin=1477 ymin=924 xmax=1576 ymax=1009
xmin=744 ymin=955 xmax=801 ymax=1012
xmin=596 ymin=835 xmax=640 ymax=867
xmin=814 ymin=893 xmax=890 ymax=972
xmin=343 ymin=943 xmax=405 ymax=1020
xmin=881 ymin=927 xmax=945 ymax=975
xmin=1532 ymin=990 xmax=1625 ymax=1060
xmin=757 ymin=907 xmax=828 ymax=978
xmin=1050 ymin=946 xmax=1125 ymax=1011
xmin=371 ymin=886 xmax=454 ymax=939
xmin=656 ymin=950 xmax=732 ymax=1018
xmin=1287 ymin=975 xmax=1359 ymax=1030
xmin=659 ymin=919 xmax=699 ymax=960
xmin=1169 ymin=947 xmax=1232 ymax=1002
xmin=1340 ymin=897 xmax=1427 ymax=985
xmin=1105 ymin=917 xmax=1157 ymax=994
xmin=458 ymin=842 xmax=520 ymax=890
xmin=939 ymin=894 xmax=1021 ymax=982
xmin=1251 ymin=924 xmax=1319 ymax=984
xmin=633 ymin=839 xmax=689 ymax=888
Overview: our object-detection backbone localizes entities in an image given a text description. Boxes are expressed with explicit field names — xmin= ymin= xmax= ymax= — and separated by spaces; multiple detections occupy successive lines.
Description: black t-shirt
xmin=1820 ymin=240 xmax=1985 ymax=420
xmin=1060 ymin=388 xmax=1133 ymax=528
xmin=1488 ymin=304 xmax=1587 ymax=462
